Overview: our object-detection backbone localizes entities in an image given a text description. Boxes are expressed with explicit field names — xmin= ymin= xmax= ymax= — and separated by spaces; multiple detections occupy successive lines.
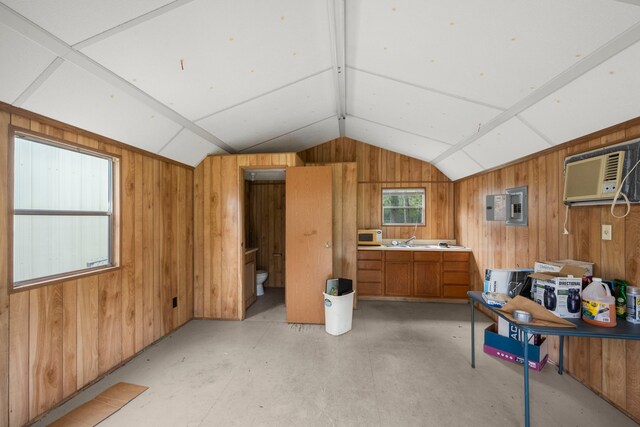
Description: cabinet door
xmin=244 ymin=259 xmax=256 ymax=307
xmin=413 ymin=261 xmax=441 ymax=297
xmin=285 ymin=166 xmax=333 ymax=324
xmin=385 ymin=261 xmax=412 ymax=296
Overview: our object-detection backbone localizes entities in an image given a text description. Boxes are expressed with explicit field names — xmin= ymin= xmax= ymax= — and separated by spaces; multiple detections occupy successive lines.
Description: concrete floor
xmin=34 ymin=288 xmax=636 ymax=427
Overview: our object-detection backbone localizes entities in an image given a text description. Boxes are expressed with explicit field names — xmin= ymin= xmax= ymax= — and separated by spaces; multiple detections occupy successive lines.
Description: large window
xmin=382 ymin=188 xmax=425 ymax=226
xmin=12 ymin=132 xmax=117 ymax=288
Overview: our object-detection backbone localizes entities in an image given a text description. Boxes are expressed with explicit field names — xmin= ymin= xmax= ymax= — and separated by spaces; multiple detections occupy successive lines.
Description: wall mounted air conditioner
xmin=563 ymin=138 xmax=640 ymax=205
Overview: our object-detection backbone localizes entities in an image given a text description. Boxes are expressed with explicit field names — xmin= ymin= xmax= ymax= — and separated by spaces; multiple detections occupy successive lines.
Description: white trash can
xmin=323 ymin=291 xmax=354 ymax=336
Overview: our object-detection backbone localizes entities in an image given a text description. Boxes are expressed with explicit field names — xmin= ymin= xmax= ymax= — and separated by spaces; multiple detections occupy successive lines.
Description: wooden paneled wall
xmin=299 ymin=138 xmax=454 ymax=240
xmin=0 ymin=106 xmax=194 ymax=427
xmin=246 ymin=181 xmax=286 ymax=287
xmin=193 ymin=153 xmax=302 ymax=320
xmin=454 ymin=116 xmax=640 ymax=422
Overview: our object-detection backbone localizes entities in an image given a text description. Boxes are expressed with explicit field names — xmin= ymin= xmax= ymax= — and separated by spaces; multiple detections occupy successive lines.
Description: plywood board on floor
xmin=47 ymin=382 xmax=147 ymax=427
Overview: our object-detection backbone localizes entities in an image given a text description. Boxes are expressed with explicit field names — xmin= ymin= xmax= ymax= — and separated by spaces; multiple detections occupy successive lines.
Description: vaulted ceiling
xmin=2 ymin=0 xmax=640 ymax=179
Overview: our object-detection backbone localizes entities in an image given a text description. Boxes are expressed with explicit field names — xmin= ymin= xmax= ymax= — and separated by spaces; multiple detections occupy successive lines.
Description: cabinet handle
xmin=325 ymin=242 xmax=332 ymax=248
xmin=273 ymin=253 xmax=282 ymax=257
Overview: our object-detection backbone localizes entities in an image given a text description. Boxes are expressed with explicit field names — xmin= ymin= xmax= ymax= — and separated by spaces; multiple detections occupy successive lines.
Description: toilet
xmin=256 ymin=270 xmax=268 ymax=296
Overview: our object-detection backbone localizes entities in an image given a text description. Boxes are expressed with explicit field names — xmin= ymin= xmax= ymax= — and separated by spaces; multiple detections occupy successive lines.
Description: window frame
xmin=381 ymin=187 xmax=426 ymax=226
xmin=9 ymin=128 xmax=121 ymax=291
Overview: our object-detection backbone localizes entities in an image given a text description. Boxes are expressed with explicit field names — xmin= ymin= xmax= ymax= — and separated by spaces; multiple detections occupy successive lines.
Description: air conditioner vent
xmin=603 ymin=153 xmax=621 ymax=181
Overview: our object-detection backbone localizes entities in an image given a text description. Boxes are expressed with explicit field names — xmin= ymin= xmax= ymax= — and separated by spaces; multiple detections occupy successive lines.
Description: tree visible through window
xmin=12 ymin=133 xmax=116 ymax=288
xmin=382 ymin=188 xmax=425 ymax=225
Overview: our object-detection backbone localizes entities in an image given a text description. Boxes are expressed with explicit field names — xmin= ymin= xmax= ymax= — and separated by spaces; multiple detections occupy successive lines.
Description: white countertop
xmin=358 ymin=245 xmax=471 ymax=252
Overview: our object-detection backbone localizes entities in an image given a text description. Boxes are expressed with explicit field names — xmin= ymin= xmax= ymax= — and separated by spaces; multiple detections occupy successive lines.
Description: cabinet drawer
xmin=443 ymin=285 xmax=469 ymax=299
xmin=358 ymin=260 xmax=382 ymax=270
xmin=359 ymin=282 xmax=383 ymax=296
xmin=358 ymin=270 xmax=382 ymax=282
xmin=414 ymin=252 xmax=441 ymax=262
xmin=443 ymin=261 xmax=469 ymax=272
xmin=358 ymin=250 xmax=382 ymax=260
xmin=385 ymin=251 xmax=412 ymax=261
xmin=443 ymin=252 xmax=470 ymax=262
xmin=443 ymin=271 xmax=470 ymax=285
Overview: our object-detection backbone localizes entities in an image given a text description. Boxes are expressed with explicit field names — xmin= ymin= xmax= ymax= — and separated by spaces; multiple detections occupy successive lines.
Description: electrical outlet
xmin=602 ymin=224 xmax=612 ymax=241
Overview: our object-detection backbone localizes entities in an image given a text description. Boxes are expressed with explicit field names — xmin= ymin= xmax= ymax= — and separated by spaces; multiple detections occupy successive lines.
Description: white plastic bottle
xmin=582 ymin=278 xmax=616 ymax=327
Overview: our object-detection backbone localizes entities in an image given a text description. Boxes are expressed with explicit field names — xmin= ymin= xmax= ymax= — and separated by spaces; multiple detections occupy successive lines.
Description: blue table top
xmin=468 ymin=291 xmax=640 ymax=340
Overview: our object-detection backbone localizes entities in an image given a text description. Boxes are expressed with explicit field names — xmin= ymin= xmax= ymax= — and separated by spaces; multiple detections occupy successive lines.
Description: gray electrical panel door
xmin=486 ymin=194 xmax=507 ymax=221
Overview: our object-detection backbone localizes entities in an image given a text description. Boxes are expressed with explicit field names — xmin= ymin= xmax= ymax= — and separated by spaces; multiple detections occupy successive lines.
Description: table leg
xmin=471 ymin=301 xmax=475 ymax=368
xmin=558 ymin=336 xmax=564 ymax=375
xmin=524 ymin=334 xmax=530 ymax=427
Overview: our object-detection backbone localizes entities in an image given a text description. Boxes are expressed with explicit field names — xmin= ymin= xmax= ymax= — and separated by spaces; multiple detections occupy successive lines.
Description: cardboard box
xmin=530 ymin=265 xmax=584 ymax=318
xmin=484 ymin=324 xmax=548 ymax=372
xmin=497 ymin=317 xmax=542 ymax=345
xmin=483 ymin=269 xmax=533 ymax=297
xmin=534 ymin=259 xmax=594 ymax=277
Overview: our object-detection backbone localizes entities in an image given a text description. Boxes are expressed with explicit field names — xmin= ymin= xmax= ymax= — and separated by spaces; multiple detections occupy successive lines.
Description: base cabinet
xmin=442 ymin=252 xmax=471 ymax=298
xmin=357 ymin=250 xmax=384 ymax=296
xmin=358 ymin=250 xmax=470 ymax=300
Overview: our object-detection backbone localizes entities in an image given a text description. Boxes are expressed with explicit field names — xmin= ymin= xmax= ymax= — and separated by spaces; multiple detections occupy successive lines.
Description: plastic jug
xmin=581 ymin=278 xmax=616 ymax=327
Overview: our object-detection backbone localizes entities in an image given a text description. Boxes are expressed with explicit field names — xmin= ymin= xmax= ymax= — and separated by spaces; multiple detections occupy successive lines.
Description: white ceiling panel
xmin=241 ymin=116 xmax=340 ymax=154
xmin=0 ymin=23 xmax=57 ymax=104
xmin=1 ymin=0 xmax=175 ymax=45
xmin=22 ymin=61 xmax=181 ymax=153
xmin=159 ymin=128 xmax=225 ymax=166
xmin=197 ymin=70 xmax=335 ymax=151
xmin=347 ymin=69 xmax=503 ymax=145
xmin=345 ymin=115 xmax=450 ymax=163
xmin=519 ymin=41 xmax=640 ymax=145
xmin=435 ymin=151 xmax=483 ymax=181
xmin=81 ymin=0 xmax=332 ymax=120
xmin=463 ymin=118 xmax=551 ymax=169
xmin=346 ymin=0 xmax=640 ymax=108
xmin=3 ymin=0 xmax=640 ymax=176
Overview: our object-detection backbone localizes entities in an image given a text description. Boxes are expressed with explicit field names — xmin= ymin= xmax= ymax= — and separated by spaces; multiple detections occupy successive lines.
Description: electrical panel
xmin=486 ymin=187 xmax=528 ymax=226
xmin=506 ymin=186 xmax=528 ymax=226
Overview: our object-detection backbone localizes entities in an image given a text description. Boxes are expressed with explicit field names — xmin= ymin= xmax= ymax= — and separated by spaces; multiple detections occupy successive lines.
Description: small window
xmin=382 ymin=188 xmax=425 ymax=226
xmin=12 ymin=132 xmax=117 ymax=288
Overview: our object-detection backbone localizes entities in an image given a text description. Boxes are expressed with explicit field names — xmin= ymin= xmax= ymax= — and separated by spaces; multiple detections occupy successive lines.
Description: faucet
xmin=401 ymin=236 xmax=416 ymax=246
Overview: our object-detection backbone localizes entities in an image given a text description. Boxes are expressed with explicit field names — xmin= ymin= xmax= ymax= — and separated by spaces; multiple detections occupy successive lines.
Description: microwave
xmin=358 ymin=229 xmax=382 ymax=246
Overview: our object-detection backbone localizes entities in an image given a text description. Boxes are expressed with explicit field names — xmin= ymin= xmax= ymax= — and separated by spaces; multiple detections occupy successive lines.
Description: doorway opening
xmin=243 ymin=168 xmax=287 ymax=318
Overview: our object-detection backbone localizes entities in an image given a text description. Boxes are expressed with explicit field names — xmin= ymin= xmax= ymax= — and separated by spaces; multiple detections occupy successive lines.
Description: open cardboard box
xmin=534 ymin=259 xmax=594 ymax=276
xmin=484 ymin=324 xmax=548 ymax=372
